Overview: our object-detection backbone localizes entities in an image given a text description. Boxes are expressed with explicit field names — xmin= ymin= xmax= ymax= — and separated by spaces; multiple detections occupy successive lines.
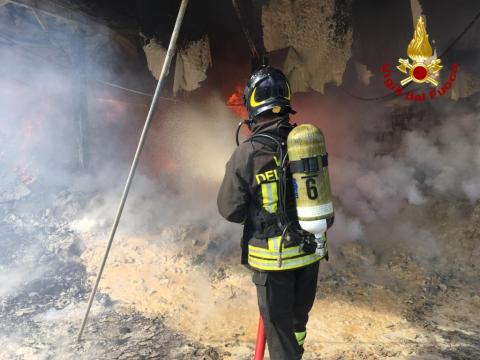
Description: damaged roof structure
xmin=3 ymin=0 xmax=480 ymax=98
xmin=2 ymin=0 xmax=479 ymax=190
xmin=4 ymin=0 xmax=480 ymax=109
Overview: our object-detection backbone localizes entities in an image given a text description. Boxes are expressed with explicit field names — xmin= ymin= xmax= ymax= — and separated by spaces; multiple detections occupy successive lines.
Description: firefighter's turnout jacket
xmin=217 ymin=116 xmax=324 ymax=271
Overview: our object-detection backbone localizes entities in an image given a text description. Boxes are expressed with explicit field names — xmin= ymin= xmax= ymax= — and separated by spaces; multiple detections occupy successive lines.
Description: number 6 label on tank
xmin=296 ymin=174 xmax=332 ymax=220
xmin=305 ymin=178 xmax=318 ymax=200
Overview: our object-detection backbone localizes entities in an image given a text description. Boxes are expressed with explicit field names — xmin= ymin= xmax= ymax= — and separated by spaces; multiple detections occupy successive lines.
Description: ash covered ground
xmin=1 ymin=184 xmax=479 ymax=359
xmin=80 ymin=198 xmax=480 ymax=360
xmin=0 ymin=191 xmax=222 ymax=360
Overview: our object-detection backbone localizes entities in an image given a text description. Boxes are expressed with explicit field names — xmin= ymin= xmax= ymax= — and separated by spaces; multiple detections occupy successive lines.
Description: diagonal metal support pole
xmin=77 ymin=0 xmax=189 ymax=342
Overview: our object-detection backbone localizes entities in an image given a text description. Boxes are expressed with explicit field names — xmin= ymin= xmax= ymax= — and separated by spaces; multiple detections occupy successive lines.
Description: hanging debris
xmin=143 ymin=35 xmax=212 ymax=94
xmin=143 ymin=39 xmax=167 ymax=80
xmin=261 ymin=0 xmax=353 ymax=93
xmin=174 ymin=35 xmax=212 ymax=94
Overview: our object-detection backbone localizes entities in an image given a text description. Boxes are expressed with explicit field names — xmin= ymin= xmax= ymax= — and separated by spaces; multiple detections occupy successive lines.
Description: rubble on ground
xmin=0 ymin=191 xmax=224 ymax=360
xmin=1 ymin=189 xmax=479 ymax=359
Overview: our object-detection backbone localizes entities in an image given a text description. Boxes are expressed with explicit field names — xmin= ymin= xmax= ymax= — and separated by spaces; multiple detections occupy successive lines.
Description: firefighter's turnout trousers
xmin=253 ymin=261 xmax=319 ymax=360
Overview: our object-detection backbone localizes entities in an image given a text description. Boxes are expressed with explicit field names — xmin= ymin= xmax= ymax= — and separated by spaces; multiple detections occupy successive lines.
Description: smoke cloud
xmin=305 ymin=95 xmax=480 ymax=264
xmin=72 ymin=95 xmax=241 ymax=245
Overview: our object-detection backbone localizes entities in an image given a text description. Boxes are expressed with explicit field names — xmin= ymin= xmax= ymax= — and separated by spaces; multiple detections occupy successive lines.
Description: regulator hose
xmin=236 ymin=119 xmax=254 ymax=146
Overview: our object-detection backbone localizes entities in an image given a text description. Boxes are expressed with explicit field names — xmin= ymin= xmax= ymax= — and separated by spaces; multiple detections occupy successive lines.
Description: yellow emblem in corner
xmin=397 ymin=17 xmax=442 ymax=86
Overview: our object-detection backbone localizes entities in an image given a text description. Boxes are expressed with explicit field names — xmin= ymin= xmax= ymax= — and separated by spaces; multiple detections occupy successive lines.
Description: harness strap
xmin=289 ymin=154 xmax=328 ymax=173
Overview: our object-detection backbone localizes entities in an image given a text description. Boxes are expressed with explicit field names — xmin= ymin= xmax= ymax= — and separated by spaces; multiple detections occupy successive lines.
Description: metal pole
xmin=77 ymin=0 xmax=189 ymax=342
xmin=72 ymin=30 xmax=88 ymax=170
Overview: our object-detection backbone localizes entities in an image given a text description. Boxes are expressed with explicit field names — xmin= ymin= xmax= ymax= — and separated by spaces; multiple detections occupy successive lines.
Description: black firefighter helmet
xmin=243 ymin=66 xmax=294 ymax=119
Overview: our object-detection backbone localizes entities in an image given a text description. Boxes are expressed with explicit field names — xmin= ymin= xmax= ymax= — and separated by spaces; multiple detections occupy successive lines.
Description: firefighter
xmin=217 ymin=66 xmax=333 ymax=359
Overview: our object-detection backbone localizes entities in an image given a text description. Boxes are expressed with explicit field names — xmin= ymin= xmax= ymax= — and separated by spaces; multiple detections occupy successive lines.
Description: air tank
xmin=287 ymin=124 xmax=334 ymax=255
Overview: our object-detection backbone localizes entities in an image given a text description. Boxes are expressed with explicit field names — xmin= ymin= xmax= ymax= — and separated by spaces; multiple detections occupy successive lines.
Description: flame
xmin=227 ymin=85 xmax=248 ymax=119
xmin=13 ymin=164 xmax=37 ymax=185
xmin=407 ymin=17 xmax=433 ymax=62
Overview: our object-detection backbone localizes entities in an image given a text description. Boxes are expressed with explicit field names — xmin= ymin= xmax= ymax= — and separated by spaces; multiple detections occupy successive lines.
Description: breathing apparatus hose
xmin=236 ymin=120 xmax=251 ymax=146
xmin=276 ymin=150 xmax=290 ymax=267
xmin=277 ymin=225 xmax=289 ymax=267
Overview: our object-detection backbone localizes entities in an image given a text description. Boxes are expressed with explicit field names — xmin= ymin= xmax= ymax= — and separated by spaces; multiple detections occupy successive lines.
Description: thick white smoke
xmin=71 ymin=90 xmax=480 ymax=268
xmin=307 ymin=96 xmax=480 ymax=263
xmin=72 ymin=95 xmax=241 ymax=243
xmin=403 ymin=107 xmax=480 ymax=199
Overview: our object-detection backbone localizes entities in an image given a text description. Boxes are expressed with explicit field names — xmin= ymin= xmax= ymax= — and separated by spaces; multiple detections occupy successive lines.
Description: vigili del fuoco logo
xmin=382 ymin=17 xmax=459 ymax=102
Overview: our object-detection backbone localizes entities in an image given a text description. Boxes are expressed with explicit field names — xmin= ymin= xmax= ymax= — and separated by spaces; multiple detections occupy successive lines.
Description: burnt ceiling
xmin=1 ymin=0 xmax=479 ymax=99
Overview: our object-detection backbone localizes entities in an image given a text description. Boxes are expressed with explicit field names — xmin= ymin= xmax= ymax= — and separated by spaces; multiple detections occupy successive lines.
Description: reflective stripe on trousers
xmin=295 ymin=331 xmax=306 ymax=346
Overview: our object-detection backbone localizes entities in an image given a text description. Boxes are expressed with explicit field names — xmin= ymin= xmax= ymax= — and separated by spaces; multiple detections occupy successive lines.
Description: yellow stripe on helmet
xmin=249 ymin=87 xmax=267 ymax=107
xmin=250 ymin=84 xmax=291 ymax=108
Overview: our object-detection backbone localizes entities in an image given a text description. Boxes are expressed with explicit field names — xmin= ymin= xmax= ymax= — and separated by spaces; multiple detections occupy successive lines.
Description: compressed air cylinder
xmin=287 ymin=124 xmax=334 ymax=252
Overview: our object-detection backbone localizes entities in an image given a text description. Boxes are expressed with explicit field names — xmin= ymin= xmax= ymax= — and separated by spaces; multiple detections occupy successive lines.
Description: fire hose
xmin=76 ymin=0 xmax=189 ymax=342
xmin=254 ymin=315 xmax=266 ymax=360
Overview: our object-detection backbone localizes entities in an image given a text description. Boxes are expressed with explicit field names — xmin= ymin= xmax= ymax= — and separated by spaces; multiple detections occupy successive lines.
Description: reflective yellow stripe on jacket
xmin=261 ymin=182 xmax=278 ymax=213
xmin=248 ymin=251 xmax=322 ymax=271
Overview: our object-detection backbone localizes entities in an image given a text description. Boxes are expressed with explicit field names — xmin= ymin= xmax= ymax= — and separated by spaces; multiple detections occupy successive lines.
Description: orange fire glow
xmin=227 ymin=85 xmax=248 ymax=119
